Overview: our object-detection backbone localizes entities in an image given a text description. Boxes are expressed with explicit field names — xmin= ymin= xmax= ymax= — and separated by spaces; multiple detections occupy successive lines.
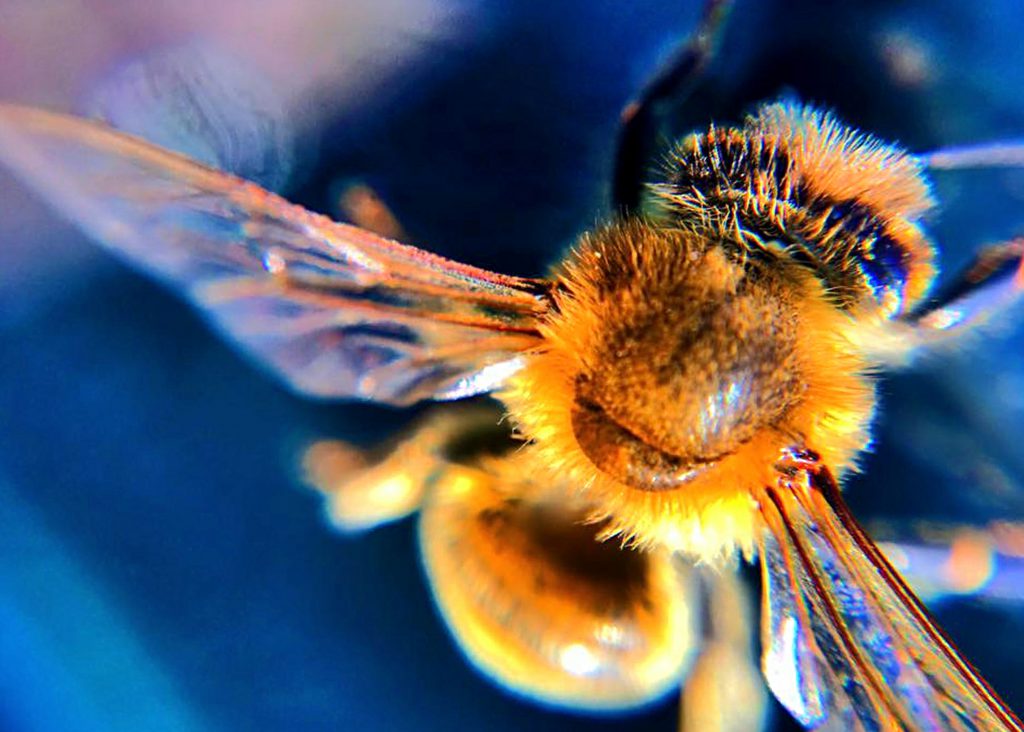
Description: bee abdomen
xmin=652 ymin=102 xmax=937 ymax=314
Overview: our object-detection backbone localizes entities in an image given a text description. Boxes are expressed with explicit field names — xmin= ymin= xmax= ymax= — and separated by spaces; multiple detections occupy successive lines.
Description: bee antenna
xmin=612 ymin=0 xmax=735 ymax=213
xmin=921 ymin=139 xmax=1024 ymax=170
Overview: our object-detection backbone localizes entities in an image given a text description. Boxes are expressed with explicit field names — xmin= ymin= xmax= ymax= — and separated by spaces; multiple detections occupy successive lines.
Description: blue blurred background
xmin=1 ymin=1 xmax=1024 ymax=730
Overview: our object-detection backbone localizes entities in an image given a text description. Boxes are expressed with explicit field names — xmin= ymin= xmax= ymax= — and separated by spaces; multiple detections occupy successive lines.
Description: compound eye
xmin=419 ymin=465 xmax=698 ymax=710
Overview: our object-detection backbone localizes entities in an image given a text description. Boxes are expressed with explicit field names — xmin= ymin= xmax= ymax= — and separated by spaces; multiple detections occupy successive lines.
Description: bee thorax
xmin=556 ymin=222 xmax=804 ymax=491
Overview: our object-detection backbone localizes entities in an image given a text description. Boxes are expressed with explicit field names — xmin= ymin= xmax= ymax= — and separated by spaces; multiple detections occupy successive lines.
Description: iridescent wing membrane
xmin=0 ymin=106 xmax=550 ymax=405
xmin=759 ymin=449 xmax=1022 ymax=731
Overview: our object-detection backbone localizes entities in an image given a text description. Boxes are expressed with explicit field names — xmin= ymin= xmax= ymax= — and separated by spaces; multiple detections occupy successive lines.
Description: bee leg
xmin=302 ymin=408 xmax=480 ymax=532
xmin=678 ymin=567 xmax=768 ymax=732
xmin=900 ymin=238 xmax=1024 ymax=342
xmin=922 ymin=140 xmax=1024 ymax=171
xmin=336 ymin=180 xmax=407 ymax=241
xmin=612 ymin=0 xmax=734 ymax=214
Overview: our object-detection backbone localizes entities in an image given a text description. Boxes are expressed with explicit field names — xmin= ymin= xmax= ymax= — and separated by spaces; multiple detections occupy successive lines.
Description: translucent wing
xmin=0 ymin=105 xmax=550 ymax=405
xmin=758 ymin=449 xmax=1022 ymax=731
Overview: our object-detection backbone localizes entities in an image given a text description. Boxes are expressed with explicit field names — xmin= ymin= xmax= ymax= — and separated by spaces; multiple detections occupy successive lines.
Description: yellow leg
xmin=336 ymin=181 xmax=407 ymax=241
xmin=678 ymin=568 xmax=768 ymax=732
xmin=301 ymin=404 xmax=504 ymax=532
xmin=903 ymin=239 xmax=1024 ymax=344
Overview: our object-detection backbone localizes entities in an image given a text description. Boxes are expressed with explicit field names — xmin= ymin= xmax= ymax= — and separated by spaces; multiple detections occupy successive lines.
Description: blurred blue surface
xmin=1 ymin=1 xmax=1024 ymax=730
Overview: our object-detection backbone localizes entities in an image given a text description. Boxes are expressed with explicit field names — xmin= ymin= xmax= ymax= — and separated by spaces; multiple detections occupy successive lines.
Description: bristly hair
xmin=749 ymin=103 xmax=934 ymax=220
xmin=500 ymin=221 xmax=877 ymax=565
xmin=650 ymin=101 xmax=937 ymax=315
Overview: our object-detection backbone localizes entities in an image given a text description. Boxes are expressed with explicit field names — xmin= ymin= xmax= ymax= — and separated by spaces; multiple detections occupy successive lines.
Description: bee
xmin=2 ymin=6 xmax=1024 ymax=731
xmin=303 ymin=402 xmax=766 ymax=730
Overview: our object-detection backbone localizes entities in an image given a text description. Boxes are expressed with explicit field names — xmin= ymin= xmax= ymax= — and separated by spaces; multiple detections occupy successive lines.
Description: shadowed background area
xmin=1 ymin=1 xmax=1023 ymax=730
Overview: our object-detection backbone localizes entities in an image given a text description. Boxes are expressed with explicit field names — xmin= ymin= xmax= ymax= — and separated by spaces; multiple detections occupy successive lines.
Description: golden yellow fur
xmin=750 ymin=103 xmax=934 ymax=221
xmin=500 ymin=220 xmax=875 ymax=563
xmin=652 ymin=102 xmax=938 ymax=312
